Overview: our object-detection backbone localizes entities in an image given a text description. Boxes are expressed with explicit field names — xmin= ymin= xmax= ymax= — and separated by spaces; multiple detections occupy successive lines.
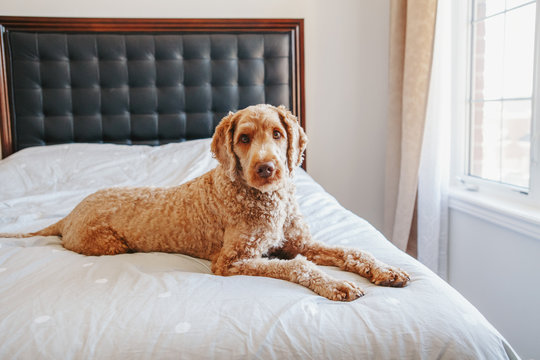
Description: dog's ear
xmin=211 ymin=111 xmax=238 ymax=181
xmin=277 ymin=105 xmax=308 ymax=174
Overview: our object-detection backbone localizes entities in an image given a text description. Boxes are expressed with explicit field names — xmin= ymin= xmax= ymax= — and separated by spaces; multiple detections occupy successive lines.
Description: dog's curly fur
xmin=3 ymin=104 xmax=409 ymax=301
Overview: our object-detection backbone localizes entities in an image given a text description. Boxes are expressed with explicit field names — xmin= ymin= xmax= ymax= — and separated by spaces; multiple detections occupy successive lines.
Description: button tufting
xmin=9 ymin=32 xmax=291 ymax=150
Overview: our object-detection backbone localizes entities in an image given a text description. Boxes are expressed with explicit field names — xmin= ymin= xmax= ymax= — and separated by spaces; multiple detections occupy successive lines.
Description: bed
xmin=0 ymin=17 xmax=519 ymax=359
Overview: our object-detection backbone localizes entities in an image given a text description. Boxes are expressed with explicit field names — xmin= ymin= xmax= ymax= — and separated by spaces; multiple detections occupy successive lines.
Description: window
xmin=458 ymin=0 xmax=540 ymax=209
xmin=447 ymin=0 xmax=540 ymax=236
xmin=468 ymin=0 xmax=537 ymax=190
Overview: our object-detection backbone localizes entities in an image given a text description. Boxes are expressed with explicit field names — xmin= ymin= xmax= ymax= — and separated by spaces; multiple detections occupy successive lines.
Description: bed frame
xmin=0 ymin=17 xmax=304 ymax=161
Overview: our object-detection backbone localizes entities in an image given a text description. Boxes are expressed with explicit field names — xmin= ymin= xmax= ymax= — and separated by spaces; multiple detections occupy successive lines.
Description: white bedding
xmin=0 ymin=140 xmax=519 ymax=359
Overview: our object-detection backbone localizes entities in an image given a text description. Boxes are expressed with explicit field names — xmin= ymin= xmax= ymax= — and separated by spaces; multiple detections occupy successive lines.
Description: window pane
xmin=473 ymin=16 xmax=504 ymax=100
xmin=501 ymin=100 xmax=531 ymax=187
xmin=506 ymin=0 xmax=534 ymax=10
xmin=468 ymin=1 xmax=534 ymax=189
xmin=474 ymin=0 xmax=505 ymax=19
xmin=470 ymin=101 xmax=502 ymax=182
xmin=503 ymin=3 xmax=536 ymax=98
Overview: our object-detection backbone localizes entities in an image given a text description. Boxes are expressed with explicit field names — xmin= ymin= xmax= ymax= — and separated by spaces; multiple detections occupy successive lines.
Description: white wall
xmin=0 ymin=0 xmax=391 ymax=230
xmin=448 ymin=209 xmax=540 ymax=359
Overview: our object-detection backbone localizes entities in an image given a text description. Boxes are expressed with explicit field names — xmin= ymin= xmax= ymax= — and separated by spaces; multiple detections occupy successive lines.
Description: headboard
xmin=0 ymin=17 xmax=304 ymax=158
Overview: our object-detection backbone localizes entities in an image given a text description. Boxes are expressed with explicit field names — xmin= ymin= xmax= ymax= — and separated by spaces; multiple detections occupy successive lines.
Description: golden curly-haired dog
xmin=2 ymin=104 xmax=409 ymax=301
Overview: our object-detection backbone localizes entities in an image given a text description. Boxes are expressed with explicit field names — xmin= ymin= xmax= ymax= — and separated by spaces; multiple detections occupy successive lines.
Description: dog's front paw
xmin=320 ymin=280 xmax=365 ymax=301
xmin=370 ymin=265 xmax=410 ymax=287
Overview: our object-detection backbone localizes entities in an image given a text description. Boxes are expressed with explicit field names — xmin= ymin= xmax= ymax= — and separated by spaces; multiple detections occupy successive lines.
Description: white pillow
xmin=0 ymin=140 xmax=217 ymax=201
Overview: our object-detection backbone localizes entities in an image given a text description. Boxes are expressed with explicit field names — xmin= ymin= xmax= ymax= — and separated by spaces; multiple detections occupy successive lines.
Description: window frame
xmin=448 ymin=0 xmax=540 ymax=238
xmin=451 ymin=0 xmax=540 ymax=210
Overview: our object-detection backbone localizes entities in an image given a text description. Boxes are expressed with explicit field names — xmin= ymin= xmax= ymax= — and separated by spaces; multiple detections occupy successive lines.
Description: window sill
xmin=448 ymin=187 xmax=540 ymax=240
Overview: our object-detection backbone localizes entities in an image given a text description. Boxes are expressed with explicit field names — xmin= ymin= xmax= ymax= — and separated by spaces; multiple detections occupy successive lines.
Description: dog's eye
xmin=240 ymin=134 xmax=250 ymax=144
xmin=273 ymin=130 xmax=282 ymax=140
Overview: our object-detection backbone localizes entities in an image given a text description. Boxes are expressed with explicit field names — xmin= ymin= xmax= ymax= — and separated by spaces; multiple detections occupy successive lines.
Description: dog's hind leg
xmin=62 ymin=226 xmax=131 ymax=256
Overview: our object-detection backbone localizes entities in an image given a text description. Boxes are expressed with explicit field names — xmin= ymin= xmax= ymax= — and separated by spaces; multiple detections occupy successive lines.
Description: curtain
xmin=417 ymin=0 xmax=450 ymax=279
xmin=383 ymin=0 xmax=438 ymax=251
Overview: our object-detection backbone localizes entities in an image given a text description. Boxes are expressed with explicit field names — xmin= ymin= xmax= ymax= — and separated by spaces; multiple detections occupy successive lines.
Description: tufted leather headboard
xmin=0 ymin=17 xmax=304 ymax=158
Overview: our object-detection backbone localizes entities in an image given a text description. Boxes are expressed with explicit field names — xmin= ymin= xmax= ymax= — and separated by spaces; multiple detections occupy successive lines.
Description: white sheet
xmin=0 ymin=141 xmax=519 ymax=359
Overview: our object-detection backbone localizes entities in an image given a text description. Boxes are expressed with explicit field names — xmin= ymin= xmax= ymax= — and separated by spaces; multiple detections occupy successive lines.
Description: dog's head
xmin=211 ymin=104 xmax=308 ymax=192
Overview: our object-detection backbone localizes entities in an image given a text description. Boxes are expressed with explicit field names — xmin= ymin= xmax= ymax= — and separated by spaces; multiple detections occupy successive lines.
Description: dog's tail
xmin=0 ymin=219 xmax=64 ymax=238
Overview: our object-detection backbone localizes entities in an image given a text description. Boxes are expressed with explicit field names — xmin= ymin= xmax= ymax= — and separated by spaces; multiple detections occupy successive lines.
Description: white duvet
xmin=0 ymin=140 xmax=519 ymax=359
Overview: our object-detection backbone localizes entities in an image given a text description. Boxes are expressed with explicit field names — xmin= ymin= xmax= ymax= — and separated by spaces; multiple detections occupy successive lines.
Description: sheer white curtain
xmin=417 ymin=0 xmax=451 ymax=280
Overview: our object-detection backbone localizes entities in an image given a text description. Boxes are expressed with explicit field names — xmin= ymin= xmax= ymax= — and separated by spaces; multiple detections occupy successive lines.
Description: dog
xmin=1 ymin=104 xmax=409 ymax=301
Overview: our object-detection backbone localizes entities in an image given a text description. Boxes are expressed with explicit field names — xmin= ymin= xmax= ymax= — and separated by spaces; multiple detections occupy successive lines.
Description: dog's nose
xmin=256 ymin=162 xmax=275 ymax=178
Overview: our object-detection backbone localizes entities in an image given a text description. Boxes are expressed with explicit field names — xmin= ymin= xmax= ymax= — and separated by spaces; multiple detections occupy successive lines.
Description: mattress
xmin=0 ymin=140 xmax=519 ymax=359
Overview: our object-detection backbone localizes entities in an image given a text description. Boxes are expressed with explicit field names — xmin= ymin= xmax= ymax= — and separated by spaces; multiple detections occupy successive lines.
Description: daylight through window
xmin=469 ymin=0 xmax=536 ymax=189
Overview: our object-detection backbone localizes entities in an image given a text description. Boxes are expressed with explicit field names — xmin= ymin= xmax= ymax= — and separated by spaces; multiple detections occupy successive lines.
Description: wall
xmin=448 ymin=209 xmax=540 ymax=359
xmin=0 ymin=0 xmax=391 ymax=230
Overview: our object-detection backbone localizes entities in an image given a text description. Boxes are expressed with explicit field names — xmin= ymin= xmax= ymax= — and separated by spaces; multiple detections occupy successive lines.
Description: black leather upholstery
xmin=8 ymin=32 xmax=291 ymax=150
